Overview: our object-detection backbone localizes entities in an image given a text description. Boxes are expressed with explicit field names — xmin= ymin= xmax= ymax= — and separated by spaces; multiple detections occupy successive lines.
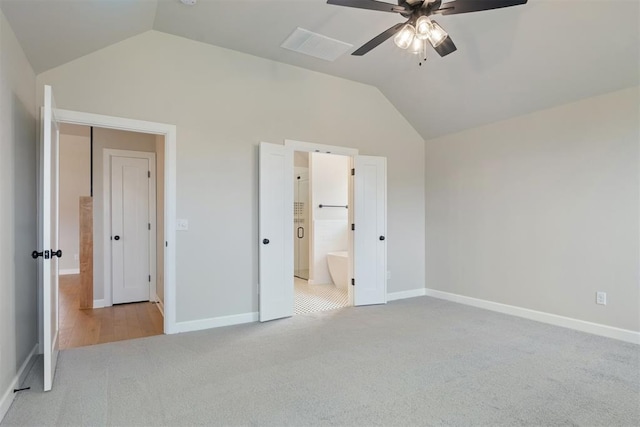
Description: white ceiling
xmin=1 ymin=0 xmax=638 ymax=139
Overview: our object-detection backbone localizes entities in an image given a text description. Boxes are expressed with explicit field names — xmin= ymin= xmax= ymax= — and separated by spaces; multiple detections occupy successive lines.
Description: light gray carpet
xmin=3 ymin=296 xmax=639 ymax=426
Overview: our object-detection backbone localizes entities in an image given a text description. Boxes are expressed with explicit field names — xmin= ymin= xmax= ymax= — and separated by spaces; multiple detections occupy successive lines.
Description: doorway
xmin=259 ymin=139 xmax=387 ymax=322
xmin=57 ymin=125 xmax=164 ymax=349
xmin=38 ymin=86 xmax=178 ymax=391
xmin=293 ymin=151 xmax=352 ymax=315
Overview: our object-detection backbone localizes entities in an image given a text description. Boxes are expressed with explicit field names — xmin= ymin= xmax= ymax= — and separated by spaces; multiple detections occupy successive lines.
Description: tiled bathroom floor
xmin=294 ymin=277 xmax=349 ymax=315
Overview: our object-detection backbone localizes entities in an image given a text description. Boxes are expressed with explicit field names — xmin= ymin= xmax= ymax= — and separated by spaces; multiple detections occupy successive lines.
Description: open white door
xmin=353 ymin=155 xmax=387 ymax=306
xmin=40 ymin=85 xmax=60 ymax=391
xmin=259 ymin=142 xmax=293 ymax=322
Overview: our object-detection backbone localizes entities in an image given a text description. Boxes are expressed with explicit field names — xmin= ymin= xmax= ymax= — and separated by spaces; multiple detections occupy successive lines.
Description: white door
xmin=259 ymin=142 xmax=293 ymax=322
xmin=40 ymin=85 xmax=60 ymax=391
xmin=111 ymin=155 xmax=153 ymax=304
xmin=353 ymin=155 xmax=387 ymax=306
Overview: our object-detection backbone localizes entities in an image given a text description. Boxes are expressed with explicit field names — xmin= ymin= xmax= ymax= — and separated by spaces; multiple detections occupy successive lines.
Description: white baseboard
xmin=154 ymin=294 xmax=164 ymax=317
xmin=93 ymin=299 xmax=106 ymax=309
xmin=424 ymin=288 xmax=640 ymax=345
xmin=59 ymin=268 xmax=79 ymax=276
xmin=387 ymin=288 xmax=427 ymax=302
xmin=0 ymin=343 xmax=38 ymax=423
xmin=174 ymin=312 xmax=259 ymax=334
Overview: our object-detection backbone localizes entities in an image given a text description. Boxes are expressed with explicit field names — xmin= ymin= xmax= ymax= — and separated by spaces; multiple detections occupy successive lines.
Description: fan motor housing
xmin=399 ymin=0 xmax=442 ymax=19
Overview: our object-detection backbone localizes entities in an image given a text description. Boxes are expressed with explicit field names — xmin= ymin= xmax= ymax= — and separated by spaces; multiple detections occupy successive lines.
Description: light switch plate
xmin=176 ymin=219 xmax=189 ymax=231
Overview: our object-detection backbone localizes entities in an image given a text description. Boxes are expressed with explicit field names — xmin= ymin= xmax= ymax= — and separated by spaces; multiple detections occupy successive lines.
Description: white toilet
xmin=327 ymin=251 xmax=349 ymax=290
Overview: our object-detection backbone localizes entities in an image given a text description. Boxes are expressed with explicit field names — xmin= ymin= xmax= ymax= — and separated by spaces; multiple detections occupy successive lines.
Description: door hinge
xmin=148 ymin=171 xmax=151 ymax=178
xmin=351 ymin=168 xmax=355 ymax=176
xmin=148 ymin=275 xmax=151 ymax=282
xmin=351 ymin=223 xmax=355 ymax=231
xmin=351 ymin=278 xmax=355 ymax=286
xmin=148 ymin=223 xmax=151 ymax=230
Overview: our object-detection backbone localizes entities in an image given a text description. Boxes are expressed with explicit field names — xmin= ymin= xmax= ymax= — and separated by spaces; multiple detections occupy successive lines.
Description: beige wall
xmin=425 ymin=87 xmax=640 ymax=332
xmin=37 ymin=30 xmax=426 ymax=323
xmin=0 ymin=10 xmax=37 ymax=417
xmin=58 ymin=131 xmax=91 ymax=272
xmin=92 ymin=127 xmax=157 ymax=302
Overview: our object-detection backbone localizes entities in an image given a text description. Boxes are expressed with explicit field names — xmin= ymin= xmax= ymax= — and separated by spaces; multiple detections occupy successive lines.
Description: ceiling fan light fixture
xmin=408 ymin=37 xmax=424 ymax=55
xmin=427 ymin=20 xmax=448 ymax=48
xmin=415 ymin=16 xmax=432 ymax=41
xmin=393 ymin=24 xmax=416 ymax=50
xmin=328 ymin=0 xmax=529 ymax=58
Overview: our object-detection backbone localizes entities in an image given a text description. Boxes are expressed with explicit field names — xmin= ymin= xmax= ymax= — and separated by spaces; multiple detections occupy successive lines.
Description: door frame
xmin=284 ymin=139 xmax=359 ymax=306
xmin=53 ymin=109 xmax=178 ymax=334
xmin=103 ymin=149 xmax=157 ymax=306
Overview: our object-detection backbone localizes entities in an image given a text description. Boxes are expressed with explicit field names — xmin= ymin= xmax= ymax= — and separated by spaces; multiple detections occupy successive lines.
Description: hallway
xmin=59 ymin=275 xmax=163 ymax=349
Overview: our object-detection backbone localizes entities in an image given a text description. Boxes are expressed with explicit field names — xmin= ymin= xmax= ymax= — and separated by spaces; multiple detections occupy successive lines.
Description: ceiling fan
xmin=327 ymin=0 xmax=528 ymax=59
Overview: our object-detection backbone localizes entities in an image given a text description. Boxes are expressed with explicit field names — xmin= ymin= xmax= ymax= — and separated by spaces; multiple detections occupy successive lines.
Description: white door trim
xmin=284 ymin=139 xmax=359 ymax=157
xmin=103 ymin=149 xmax=157 ymax=306
xmin=54 ymin=108 xmax=178 ymax=334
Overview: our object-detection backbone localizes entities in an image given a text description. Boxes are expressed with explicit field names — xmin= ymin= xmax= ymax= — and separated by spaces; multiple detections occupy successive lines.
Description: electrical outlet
xmin=176 ymin=219 xmax=189 ymax=231
xmin=596 ymin=291 xmax=607 ymax=305
xmin=387 ymin=270 xmax=391 ymax=279
xmin=74 ymin=254 xmax=79 ymax=261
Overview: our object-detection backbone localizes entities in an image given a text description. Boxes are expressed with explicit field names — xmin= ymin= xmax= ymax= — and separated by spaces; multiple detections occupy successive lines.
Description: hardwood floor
xmin=59 ymin=274 xmax=164 ymax=350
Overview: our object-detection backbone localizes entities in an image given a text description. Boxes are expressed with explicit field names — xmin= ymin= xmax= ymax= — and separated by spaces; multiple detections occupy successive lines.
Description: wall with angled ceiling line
xmin=425 ymin=86 xmax=640 ymax=333
xmin=36 ymin=30 xmax=427 ymax=324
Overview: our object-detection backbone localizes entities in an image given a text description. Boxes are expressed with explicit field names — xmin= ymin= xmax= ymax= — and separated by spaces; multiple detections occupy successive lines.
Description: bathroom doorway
xmin=259 ymin=139 xmax=387 ymax=323
xmin=292 ymin=151 xmax=352 ymax=315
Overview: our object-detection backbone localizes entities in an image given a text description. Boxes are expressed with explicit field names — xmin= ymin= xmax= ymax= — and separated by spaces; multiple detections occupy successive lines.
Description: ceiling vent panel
xmin=281 ymin=27 xmax=353 ymax=61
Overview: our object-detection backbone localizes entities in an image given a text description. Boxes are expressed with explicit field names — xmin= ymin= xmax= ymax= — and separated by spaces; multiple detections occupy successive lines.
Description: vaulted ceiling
xmin=1 ymin=0 xmax=638 ymax=139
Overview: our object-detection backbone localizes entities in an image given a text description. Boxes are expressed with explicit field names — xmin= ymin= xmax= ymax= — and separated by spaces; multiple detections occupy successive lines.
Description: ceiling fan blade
xmin=433 ymin=36 xmax=457 ymax=57
xmin=327 ymin=0 xmax=409 ymax=14
xmin=436 ymin=0 xmax=527 ymax=15
xmin=352 ymin=21 xmax=408 ymax=56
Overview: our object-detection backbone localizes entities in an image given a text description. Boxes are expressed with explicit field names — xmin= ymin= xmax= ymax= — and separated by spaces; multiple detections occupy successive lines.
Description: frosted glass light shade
xmin=408 ymin=37 xmax=425 ymax=55
xmin=427 ymin=20 xmax=448 ymax=47
xmin=415 ymin=16 xmax=431 ymax=40
xmin=394 ymin=24 xmax=416 ymax=49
